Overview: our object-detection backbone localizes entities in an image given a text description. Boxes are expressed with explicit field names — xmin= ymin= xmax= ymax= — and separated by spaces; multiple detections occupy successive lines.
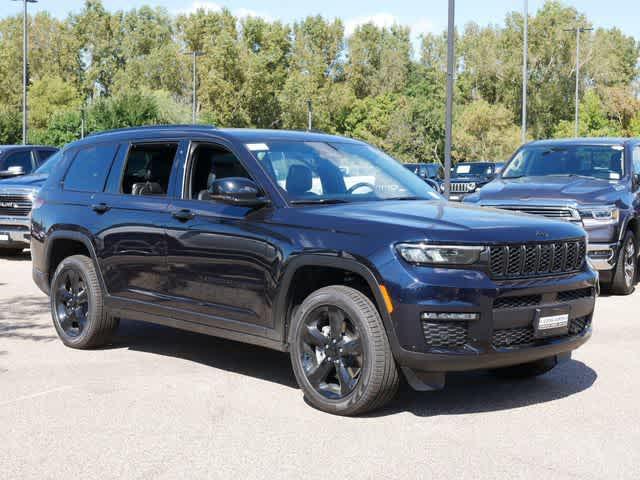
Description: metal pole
xmin=574 ymin=28 xmax=580 ymax=137
xmin=22 ymin=0 xmax=27 ymax=144
xmin=521 ymin=0 xmax=528 ymax=144
xmin=192 ymin=51 xmax=197 ymax=124
xmin=443 ymin=0 xmax=455 ymax=199
xmin=307 ymin=100 xmax=312 ymax=131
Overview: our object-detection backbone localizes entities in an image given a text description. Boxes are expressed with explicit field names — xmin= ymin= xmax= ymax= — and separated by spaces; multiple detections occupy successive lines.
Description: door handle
xmin=91 ymin=203 xmax=110 ymax=214
xmin=172 ymin=209 xmax=195 ymax=221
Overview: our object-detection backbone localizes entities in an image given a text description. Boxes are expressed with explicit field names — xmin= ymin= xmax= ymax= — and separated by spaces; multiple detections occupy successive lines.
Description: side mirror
xmin=208 ymin=177 xmax=269 ymax=207
xmin=633 ymin=173 xmax=640 ymax=190
xmin=0 ymin=165 xmax=26 ymax=178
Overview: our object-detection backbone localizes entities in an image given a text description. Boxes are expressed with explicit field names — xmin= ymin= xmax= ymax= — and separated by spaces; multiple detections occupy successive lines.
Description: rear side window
xmin=64 ymin=144 xmax=119 ymax=192
xmin=38 ymin=149 xmax=57 ymax=163
xmin=121 ymin=143 xmax=178 ymax=196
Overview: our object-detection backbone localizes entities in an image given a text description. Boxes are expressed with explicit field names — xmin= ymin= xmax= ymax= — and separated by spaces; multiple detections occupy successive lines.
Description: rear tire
xmin=491 ymin=356 xmax=558 ymax=379
xmin=609 ymin=230 xmax=636 ymax=296
xmin=289 ymin=285 xmax=399 ymax=416
xmin=50 ymin=255 xmax=118 ymax=349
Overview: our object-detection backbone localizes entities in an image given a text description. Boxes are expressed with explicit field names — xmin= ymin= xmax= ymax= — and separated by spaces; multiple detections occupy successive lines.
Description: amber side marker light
xmin=379 ymin=285 xmax=394 ymax=314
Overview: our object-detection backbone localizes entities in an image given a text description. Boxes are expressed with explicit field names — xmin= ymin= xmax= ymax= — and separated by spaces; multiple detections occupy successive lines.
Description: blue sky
xmin=3 ymin=0 xmax=639 ymax=40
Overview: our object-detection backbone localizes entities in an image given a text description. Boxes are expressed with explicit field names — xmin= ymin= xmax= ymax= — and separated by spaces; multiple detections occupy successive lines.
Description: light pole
xmin=184 ymin=51 xmax=203 ymax=124
xmin=521 ymin=0 xmax=528 ymax=144
xmin=12 ymin=0 xmax=38 ymax=145
xmin=564 ymin=24 xmax=593 ymax=137
xmin=307 ymin=99 xmax=313 ymax=131
xmin=443 ymin=0 xmax=455 ymax=199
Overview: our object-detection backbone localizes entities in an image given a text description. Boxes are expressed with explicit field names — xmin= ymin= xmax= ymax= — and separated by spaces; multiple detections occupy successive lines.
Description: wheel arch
xmin=274 ymin=255 xmax=399 ymax=351
xmin=43 ymin=230 xmax=107 ymax=293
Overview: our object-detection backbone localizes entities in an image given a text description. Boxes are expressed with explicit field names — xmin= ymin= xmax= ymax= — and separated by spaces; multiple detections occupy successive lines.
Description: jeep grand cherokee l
xmin=465 ymin=138 xmax=640 ymax=295
xmin=30 ymin=126 xmax=596 ymax=415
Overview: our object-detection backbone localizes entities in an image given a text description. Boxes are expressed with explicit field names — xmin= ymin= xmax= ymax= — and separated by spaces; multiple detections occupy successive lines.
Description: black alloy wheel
xmin=54 ymin=269 xmax=89 ymax=338
xmin=299 ymin=305 xmax=364 ymax=399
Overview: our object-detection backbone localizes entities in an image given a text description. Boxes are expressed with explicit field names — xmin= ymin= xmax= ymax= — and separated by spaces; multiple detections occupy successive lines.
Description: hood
xmin=472 ymin=176 xmax=624 ymax=206
xmin=277 ymin=200 xmax=585 ymax=245
xmin=0 ymin=173 xmax=48 ymax=190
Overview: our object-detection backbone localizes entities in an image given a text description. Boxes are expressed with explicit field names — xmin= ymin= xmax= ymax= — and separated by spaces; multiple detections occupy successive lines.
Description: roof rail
xmin=87 ymin=124 xmax=217 ymax=137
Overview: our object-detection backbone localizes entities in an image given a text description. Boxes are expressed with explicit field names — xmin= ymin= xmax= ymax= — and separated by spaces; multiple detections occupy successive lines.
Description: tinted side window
xmin=632 ymin=147 xmax=640 ymax=174
xmin=121 ymin=143 xmax=178 ymax=196
xmin=189 ymin=144 xmax=252 ymax=199
xmin=1 ymin=150 xmax=33 ymax=172
xmin=38 ymin=149 xmax=57 ymax=163
xmin=64 ymin=144 xmax=119 ymax=192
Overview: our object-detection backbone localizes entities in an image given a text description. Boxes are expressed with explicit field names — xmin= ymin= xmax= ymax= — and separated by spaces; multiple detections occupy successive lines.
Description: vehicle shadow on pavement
xmin=112 ymin=319 xmax=597 ymax=414
xmin=373 ymin=360 xmax=597 ymax=417
xmin=0 ymin=296 xmax=56 ymax=342
xmin=0 ymin=251 xmax=30 ymax=262
xmin=111 ymin=320 xmax=298 ymax=388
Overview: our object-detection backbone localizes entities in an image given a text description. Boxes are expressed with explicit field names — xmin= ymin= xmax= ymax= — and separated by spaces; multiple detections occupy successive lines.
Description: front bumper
xmin=0 ymin=215 xmax=31 ymax=248
xmin=380 ymin=262 xmax=596 ymax=381
xmin=587 ymin=242 xmax=618 ymax=271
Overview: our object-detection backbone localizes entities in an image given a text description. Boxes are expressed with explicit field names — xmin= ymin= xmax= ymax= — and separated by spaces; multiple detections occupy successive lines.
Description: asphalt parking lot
xmin=1 ymin=254 xmax=639 ymax=479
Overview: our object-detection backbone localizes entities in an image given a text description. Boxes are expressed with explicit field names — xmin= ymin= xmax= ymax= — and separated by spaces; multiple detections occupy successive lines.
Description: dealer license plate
xmin=538 ymin=314 xmax=569 ymax=330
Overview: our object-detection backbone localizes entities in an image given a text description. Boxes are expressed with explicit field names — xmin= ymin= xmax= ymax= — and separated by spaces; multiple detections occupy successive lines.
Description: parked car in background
xmin=465 ymin=138 xmax=640 ymax=294
xmin=404 ymin=162 xmax=443 ymax=191
xmin=0 ymin=150 xmax=62 ymax=255
xmin=0 ymin=145 xmax=58 ymax=179
xmin=31 ymin=126 xmax=595 ymax=415
xmin=448 ymin=161 xmax=503 ymax=201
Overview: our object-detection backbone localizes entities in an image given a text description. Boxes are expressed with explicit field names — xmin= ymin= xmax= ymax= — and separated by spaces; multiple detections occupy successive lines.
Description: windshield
xmin=454 ymin=163 xmax=493 ymax=177
xmin=33 ymin=150 xmax=63 ymax=175
xmin=247 ymin=141 xmax=441 ymax=203
xmin=502 ymin=145 xmax=625 ymax=180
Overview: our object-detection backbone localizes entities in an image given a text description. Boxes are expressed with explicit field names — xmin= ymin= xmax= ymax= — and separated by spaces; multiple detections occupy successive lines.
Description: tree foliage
xmin=0 ymin=0 xmax=638 ymax=162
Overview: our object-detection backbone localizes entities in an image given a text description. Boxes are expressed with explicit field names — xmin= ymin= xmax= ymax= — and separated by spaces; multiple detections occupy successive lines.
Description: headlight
xmin=580 ymin=206 xmax=619 ymax=224
xmin=467 ymin=182 xmax=477 ymax=191
xmin=397 ymin=243 xmax=486 ymax=265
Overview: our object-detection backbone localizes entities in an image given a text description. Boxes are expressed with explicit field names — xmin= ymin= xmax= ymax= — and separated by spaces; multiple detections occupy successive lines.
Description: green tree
xmin=29 ymin=75 xmax=82 ymax=129
xmin=453 ymin=99 xmax=521 ymax=161
xmin=553 ymin=89 xmax=620 ymax=138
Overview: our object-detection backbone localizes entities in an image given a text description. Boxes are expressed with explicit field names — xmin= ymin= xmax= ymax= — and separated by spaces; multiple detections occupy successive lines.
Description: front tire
xmin=491 ymin=356 xmax=558 ymax=379
xmin=289 ymin=286 xmax=399 ymax=416
xmin=609 ymin=230 xmax=636 ymax=296
xmin=50 ymin=255 xmax=118 ymax=349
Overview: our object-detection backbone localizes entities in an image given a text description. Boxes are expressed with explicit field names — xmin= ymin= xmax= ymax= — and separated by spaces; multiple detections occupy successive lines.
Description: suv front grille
xmin=450 ymin=182 xmax=476 ymax=193
xmin=0 ymin=194 xmax=32 ymax=217
xmin=489 ymin=241 xmax=586 ymax=279
xmin=496 ymin=206 xmax=580 ymax=221
xmin=492 ymin=316 xmax=591 ymax=348
xmin=422 ymin=321 xmax=468 ymax=349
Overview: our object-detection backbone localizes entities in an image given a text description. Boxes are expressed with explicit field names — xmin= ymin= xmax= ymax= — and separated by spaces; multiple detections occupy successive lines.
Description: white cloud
xmin=234 ymin=7 xmax=273 ymax=21
xmin=344 ymin=13 xmax=399 ymax=37
xmin=175 ymin=2 xmax=272 ymax=21
xmin=177 ymin=1 xmax=222 ymax=14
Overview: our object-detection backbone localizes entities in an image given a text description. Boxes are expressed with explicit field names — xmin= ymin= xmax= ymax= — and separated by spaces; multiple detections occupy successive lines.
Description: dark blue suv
xmin=30 ymin=126 xmax=596 ymax=415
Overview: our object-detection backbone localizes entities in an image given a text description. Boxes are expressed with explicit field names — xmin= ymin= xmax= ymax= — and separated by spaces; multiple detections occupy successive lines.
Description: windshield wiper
xmin=290 ymin=198 xmax=351 ymax=205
